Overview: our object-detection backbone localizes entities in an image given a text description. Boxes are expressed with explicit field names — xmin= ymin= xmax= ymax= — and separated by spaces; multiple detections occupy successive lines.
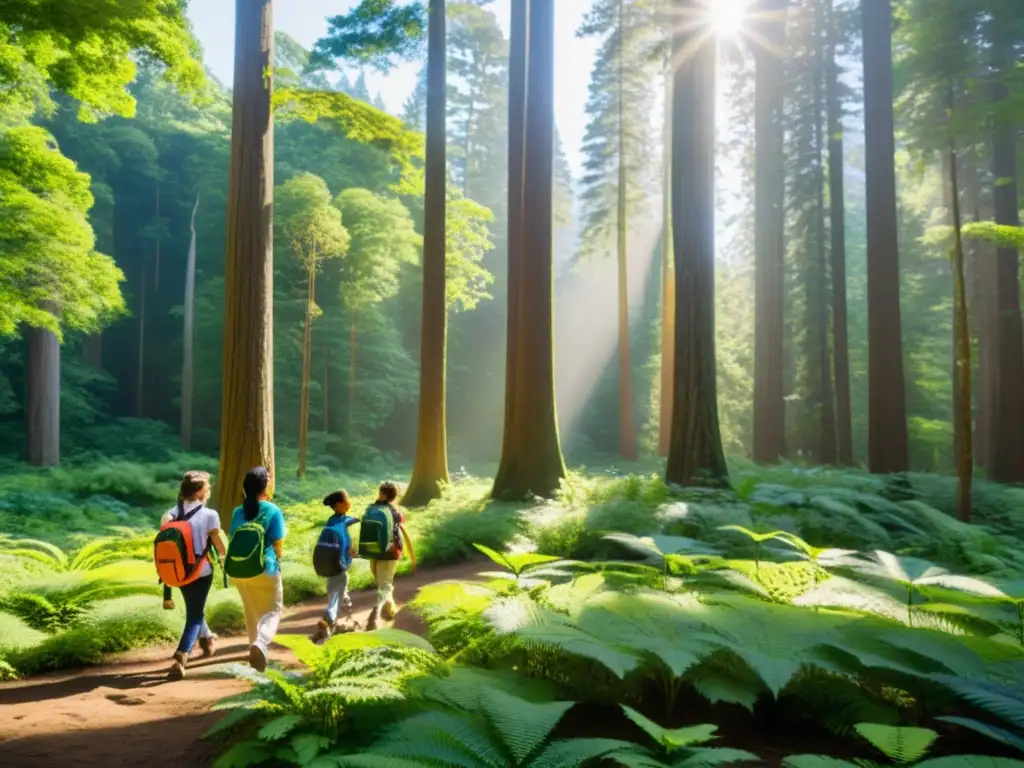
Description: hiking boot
xmin=310 ymin=619 xmax=332 ymax=645
xmin=381 ymin=601 xmax=397 ymax=621
xmin=168 ymin=651 xmax=187 ymax=681
xmin=162 ymin=599 xmax=176 ymax=610
xmin=248 ymin=644 xmax=268 ymax=673
xmin=199 ymin=634 xmax=217 ymax=658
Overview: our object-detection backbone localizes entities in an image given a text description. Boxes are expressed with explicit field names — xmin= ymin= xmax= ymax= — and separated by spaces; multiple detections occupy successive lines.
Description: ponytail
xmin=241 ymin=467 xmax=271 ymax=521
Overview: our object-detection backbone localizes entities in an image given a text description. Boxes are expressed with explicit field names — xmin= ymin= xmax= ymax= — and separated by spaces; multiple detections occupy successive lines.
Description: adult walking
xmin=225 ymin=466 xmax=286 ymax=672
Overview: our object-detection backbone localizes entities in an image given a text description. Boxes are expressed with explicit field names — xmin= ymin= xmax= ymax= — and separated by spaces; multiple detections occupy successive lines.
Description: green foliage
xmin=312 ymin=0 xmax=426 ymax=73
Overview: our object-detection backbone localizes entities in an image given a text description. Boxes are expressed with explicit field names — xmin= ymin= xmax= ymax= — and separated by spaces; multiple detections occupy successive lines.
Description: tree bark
xmin=811 ymin=0 xmax=836 ymax=465
xmin=825 ymin=0 xmax=851 ymax=466
xmin=665 ymin=0 xmax=728 ymax=487
xmin=987 ymin=16 xmax=1024 ymax=483
xmin=861 ymin=0 xmax=909 ymax=474
xmin=615 ymin=0 xmax=637 ymax=462
xmin=947 ymin=87 xmax=971 ymax=522
xmin=215 ymin=0 xmax=276 ymax=522
xmin=181 ymin=192 xmax=200 ymax=451
xmin=752 ymin=0 xmax=787 ymax=465
xmin=493 ymin=0 xmax=530 ymax=497
xmin=492 ymin=0 xmax=566 ymax=500
xmin=405 ymin=0 xmax=450 ymax=507
xmin=658 ymin=67 xmax=675 ymax=458
xmin=27 ymin=306 xmax=60 ymax=468
xmin=964 ymin=154 xmax=993 ymax=470
xmin=297 ymin=257 xmax=315 ymax=480
xmin=348 ymin=321 xmax=357 ymax=435
xmin=136 ymin=257 xmax=146 ymax=419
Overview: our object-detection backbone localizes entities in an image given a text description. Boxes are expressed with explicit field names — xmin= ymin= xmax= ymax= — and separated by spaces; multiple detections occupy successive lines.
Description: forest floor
xmin=0 ymin=559 xmax=487 ymax=768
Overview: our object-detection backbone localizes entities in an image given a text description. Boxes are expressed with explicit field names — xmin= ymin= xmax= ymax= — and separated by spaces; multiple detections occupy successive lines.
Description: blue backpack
xmin=312 ymin=516 xmax=357 ymax=577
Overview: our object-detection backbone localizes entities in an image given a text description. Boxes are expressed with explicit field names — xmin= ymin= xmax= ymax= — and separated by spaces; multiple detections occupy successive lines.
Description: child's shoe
xmin=365 ymin=607 xmax=380 ymax=632
xmin=310 ymin=619 xmax=332 ymax=644
xmin=163 ymin=599 xmax=175 ymax=610
xmin=168 ymin=651 xmax=187 ymax=680
xmin=199 ymin=634 xmax=217 ymax=658
xmin=381 ymin=601 xmax=397 ymax=621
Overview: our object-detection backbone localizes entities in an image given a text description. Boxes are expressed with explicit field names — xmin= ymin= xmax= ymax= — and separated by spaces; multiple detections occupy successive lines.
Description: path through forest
xmin=0 ymin=560 xmax=487 ymax=767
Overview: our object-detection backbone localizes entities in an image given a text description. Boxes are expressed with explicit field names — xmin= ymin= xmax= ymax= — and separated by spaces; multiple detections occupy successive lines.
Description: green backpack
xmin=357 ymin=503 xmax=396 ymax=560
xmin=225 ymin=506 xmax=273 ymax=579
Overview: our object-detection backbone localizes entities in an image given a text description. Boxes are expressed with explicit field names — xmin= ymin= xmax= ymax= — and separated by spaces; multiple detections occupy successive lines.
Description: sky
xmin=187 ymin=0 xmax=600 ymax=178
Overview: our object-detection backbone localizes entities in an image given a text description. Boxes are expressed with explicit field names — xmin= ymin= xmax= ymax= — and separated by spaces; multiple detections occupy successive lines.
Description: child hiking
xmin=153 ymin=470 xmax=226 ymax=680
xmin=225 ymin=467 xmax=286 ymax=672
xmin=358 ymin=481 xmax=416 ymax=631
xmin=309 ymin=489 xmax=360 ymax=644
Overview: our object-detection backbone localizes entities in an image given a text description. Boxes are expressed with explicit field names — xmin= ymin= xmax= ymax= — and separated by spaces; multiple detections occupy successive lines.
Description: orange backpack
xmin=154 ymin=504 xmax=209 ymax=588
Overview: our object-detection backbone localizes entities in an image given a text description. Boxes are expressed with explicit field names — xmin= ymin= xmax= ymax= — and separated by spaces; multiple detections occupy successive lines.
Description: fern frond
xmin=915 ymin=758 xmax=1024 ymax=768
xmin=531 ymin=738 xmax=640 ymax=768
xmin=937 ymin=716 xmax=1024 ymax=754
xmin=782 ymin=758 xmax=860 ymax=768
xmin=853 ymin=723 xmax=937 ymax=764
xmin=479 ymin=685 xmax=573 ymax=763
xmin=620 ymin=706 xmax=717 ymax=751
xmin=930 ymin=675 xmax=1024 ymax=732
xmin=675 ymin=748 xmax=761 ymax=767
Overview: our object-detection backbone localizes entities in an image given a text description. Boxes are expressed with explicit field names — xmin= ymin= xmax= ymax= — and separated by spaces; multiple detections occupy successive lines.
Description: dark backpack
xmin=312 ymin=517 xmax=356 ymax=577
xmin=357 ymin=504 xmax=396 ymax=560
xmin=225 ymin=506 xmax=273 ymax=580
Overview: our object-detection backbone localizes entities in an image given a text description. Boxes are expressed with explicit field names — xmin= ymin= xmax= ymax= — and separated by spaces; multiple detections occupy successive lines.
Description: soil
xmin=0 ymin=559 xmax=487 ymax=768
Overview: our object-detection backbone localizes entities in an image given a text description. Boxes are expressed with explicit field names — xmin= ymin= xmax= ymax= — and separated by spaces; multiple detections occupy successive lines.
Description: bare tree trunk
xmin=493 ymin=0 xmax=530 ymax=497
xmin=861 ymin=0 xmax=909 ymax=473
xmin=752 ymin=0 xmax=787 ymax=464
xmin=947 ymin=86 xmax=971 ymax=522
xmin=964 ymin=154 xmax=992 ymax=469
xmin=826 ymin=0 xmax=852 ymax=466
xmin=154 ymin=186 xmax=161 ymax=291
xmin=298 ymin=259 xmax=315 ymax=480
xmin=616 ymin=0 xmax=637 ymax=462
xmin=666 ymin=0 xmax=728 ymax=487
xmin=136 ymin=258 xmax=146 ymax=418
xmin=987 ymin=17 xmax=1024 ymax=483
xmin=215 ymin=0 xmax=276 ymax=522
xmin=492 ymin=0 xmax=566 ymax=499
xmin=405 ymin=0 xmax=450 ymax=506
xmin=27 ymin=306 xmax=60 ymax=468
xmin=181 ymin=192 xmax=200 ymax=451
xmin=658 ymin=68 xmax=675 ymax=458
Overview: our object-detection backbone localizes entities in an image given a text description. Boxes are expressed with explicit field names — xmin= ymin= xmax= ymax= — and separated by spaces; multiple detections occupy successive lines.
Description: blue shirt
xmin=230 ymin=501 xmax=286 ymax=576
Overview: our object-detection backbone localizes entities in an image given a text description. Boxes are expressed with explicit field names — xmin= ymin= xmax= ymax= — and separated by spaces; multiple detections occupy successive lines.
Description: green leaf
xmin=479 ymin=686 xmax=573 ymax=763
xmin=291 ymin=733 xmax=330 ymax=764
xmin=854 ymin=723 xmax=938 ymax=764
xmin=916 ymin=759 xmax=1024 ymax=768
xmin=782 ymin=758 xmax=860 ymax=768
xmin=258 ymin=714 xmax=304 ymax=742
xmin=675 ymin=748 xmax=761 ymax=767
xmin=621 ymin=706 xmax=718 ymax=752
xmin=531 ymin=738 xmax=639 ymax=768
xmin=936 ymin=717 xmax=1024 ymax=754
xmin=214 ymin=740 xmax=275 ymax=768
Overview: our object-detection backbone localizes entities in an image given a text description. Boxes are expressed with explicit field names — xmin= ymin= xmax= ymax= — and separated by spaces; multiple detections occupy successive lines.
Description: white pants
xmin=234 ymin=572 xmax=283 ymax=652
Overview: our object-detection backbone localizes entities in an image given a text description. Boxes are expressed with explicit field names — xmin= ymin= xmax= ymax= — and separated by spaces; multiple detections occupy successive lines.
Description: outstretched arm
xmin=400 ymin=524 xmax=416 ymax=571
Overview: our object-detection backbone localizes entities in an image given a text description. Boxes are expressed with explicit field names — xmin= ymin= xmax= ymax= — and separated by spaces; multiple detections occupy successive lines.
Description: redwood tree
xmin=492 ymin=0 xmax=567 ymax=500
xmin=752 ymin=0 xmax=786 ymax=465
xmin=861 ymin=0 xmax=909 ymax=474
xmin=665 ymin=0 xmax=728 ymax=488
xmin=404 ymin=0 xmax=450 ymax=507
xmin=216 ymin=0 xmax=276 ymax=520
xmin=180 ymin=192 xmax=200 ymax=451
xmin=658 ymin=66 xmax=674 ymax=457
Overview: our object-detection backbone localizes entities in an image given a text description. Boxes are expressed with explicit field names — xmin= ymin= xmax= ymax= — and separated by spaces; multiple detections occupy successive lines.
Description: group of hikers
xmin=153 ymin=468 xmax=416 ymax=680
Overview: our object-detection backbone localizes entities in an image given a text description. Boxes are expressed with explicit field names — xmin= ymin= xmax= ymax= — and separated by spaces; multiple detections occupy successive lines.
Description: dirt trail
xmin=0 ymin=560 xmax=486 ymax=768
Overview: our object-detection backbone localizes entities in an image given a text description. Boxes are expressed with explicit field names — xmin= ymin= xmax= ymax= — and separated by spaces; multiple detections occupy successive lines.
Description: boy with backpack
xmin=358 ymin=481 xmax=416 ymax=631
xmin=310 ymin=490 xmax=360 ymax=643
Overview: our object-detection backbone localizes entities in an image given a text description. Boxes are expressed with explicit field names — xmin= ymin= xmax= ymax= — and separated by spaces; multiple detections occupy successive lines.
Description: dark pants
xmin=163 ymin=584 xmax=173 ymax=602
xmin=177 ymin=574 xmax=213 ymax=655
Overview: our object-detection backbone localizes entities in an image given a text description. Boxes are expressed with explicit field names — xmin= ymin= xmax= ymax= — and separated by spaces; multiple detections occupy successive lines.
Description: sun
xmin=707 ymin=0 xmax=749 ymax=38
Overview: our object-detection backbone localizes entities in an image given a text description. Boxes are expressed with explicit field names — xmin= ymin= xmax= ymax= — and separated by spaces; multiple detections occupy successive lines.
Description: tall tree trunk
xmin=405 ymin=0 xmax=450 ymax=507
xmin=27 ymin=306 xmax=60 ymax=468
xmin=136 ymin=258 xmax=146 ymax=418
xmin=826 ymin=0 xmax=851 ymax=466
xmin=752 ymin=0 xmax=787 ymax=465
xmin=348 ymin=321 xmax=357 ymax=436
xmin=215 ymin=0 xmax=276 ymax=522
xmin=181 ymin=192 xmax=200 ymax=451
xmin=947 ymin=87 xmax=971 ymax=522
xmin=154 ymin=186 xmax=161 ymax=291
xmin=987 ymin=17 xmax=1024 ymax=483
xmin=492 ymin=0 xmax=566 ymax=500
xmin=666 ymin=0 xmax=728 ymax=487
xmin=812 ymin=0 xmax=836 ymax=464
xmin=616 ymin=0 xmax=637 ymax=462
xmin=964 ymin=154 xmax=993 ymax=470
xmin=297 ymin=257 xmax=315 ymax=480
xmin=323 ymin=346 xmax=330 ymax=433
xmin=861 ymin=0 xmax=909 ymax=474
xmin=658 ymin=67 xmax=675 ymax=458
xmin=493 ymin=0 xmax=530 ymax=497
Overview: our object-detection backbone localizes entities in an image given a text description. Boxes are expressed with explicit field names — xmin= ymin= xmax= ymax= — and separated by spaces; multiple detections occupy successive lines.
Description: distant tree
xmin=181 ymin=192 xmax=200 ymax=452
xmin=217 ymin=0 xmax=276 ymax=518
xmin=333 ymin=188 xmax=421 ymax=434
xmin=276 ymin=173 xmax=350 ymax=479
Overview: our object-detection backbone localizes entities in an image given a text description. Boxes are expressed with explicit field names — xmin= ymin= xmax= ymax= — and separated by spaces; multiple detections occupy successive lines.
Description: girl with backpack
xmin=358 ymin=481 xmax=416 ymax=631
xmin=155 ymin=470 xmax=226 ymax=681
xmin=225 ymin=467 xmax=286 ymax=672
xmin=309 ymin=489 xmax=360 ymax=644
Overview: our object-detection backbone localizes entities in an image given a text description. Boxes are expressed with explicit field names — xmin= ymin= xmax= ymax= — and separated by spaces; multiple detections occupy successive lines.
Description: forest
xmin=1 ymin=0 xmax=1023 ymax=766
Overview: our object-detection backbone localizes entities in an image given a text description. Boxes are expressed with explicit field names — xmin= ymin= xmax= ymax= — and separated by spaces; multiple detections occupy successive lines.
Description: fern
xmin=855 ymin=724 xmax=938 ymax=764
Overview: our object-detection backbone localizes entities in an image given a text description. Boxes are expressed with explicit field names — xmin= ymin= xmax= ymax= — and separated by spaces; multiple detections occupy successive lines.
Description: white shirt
xmin=161 ymin=503 xmax=221 ymax=578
